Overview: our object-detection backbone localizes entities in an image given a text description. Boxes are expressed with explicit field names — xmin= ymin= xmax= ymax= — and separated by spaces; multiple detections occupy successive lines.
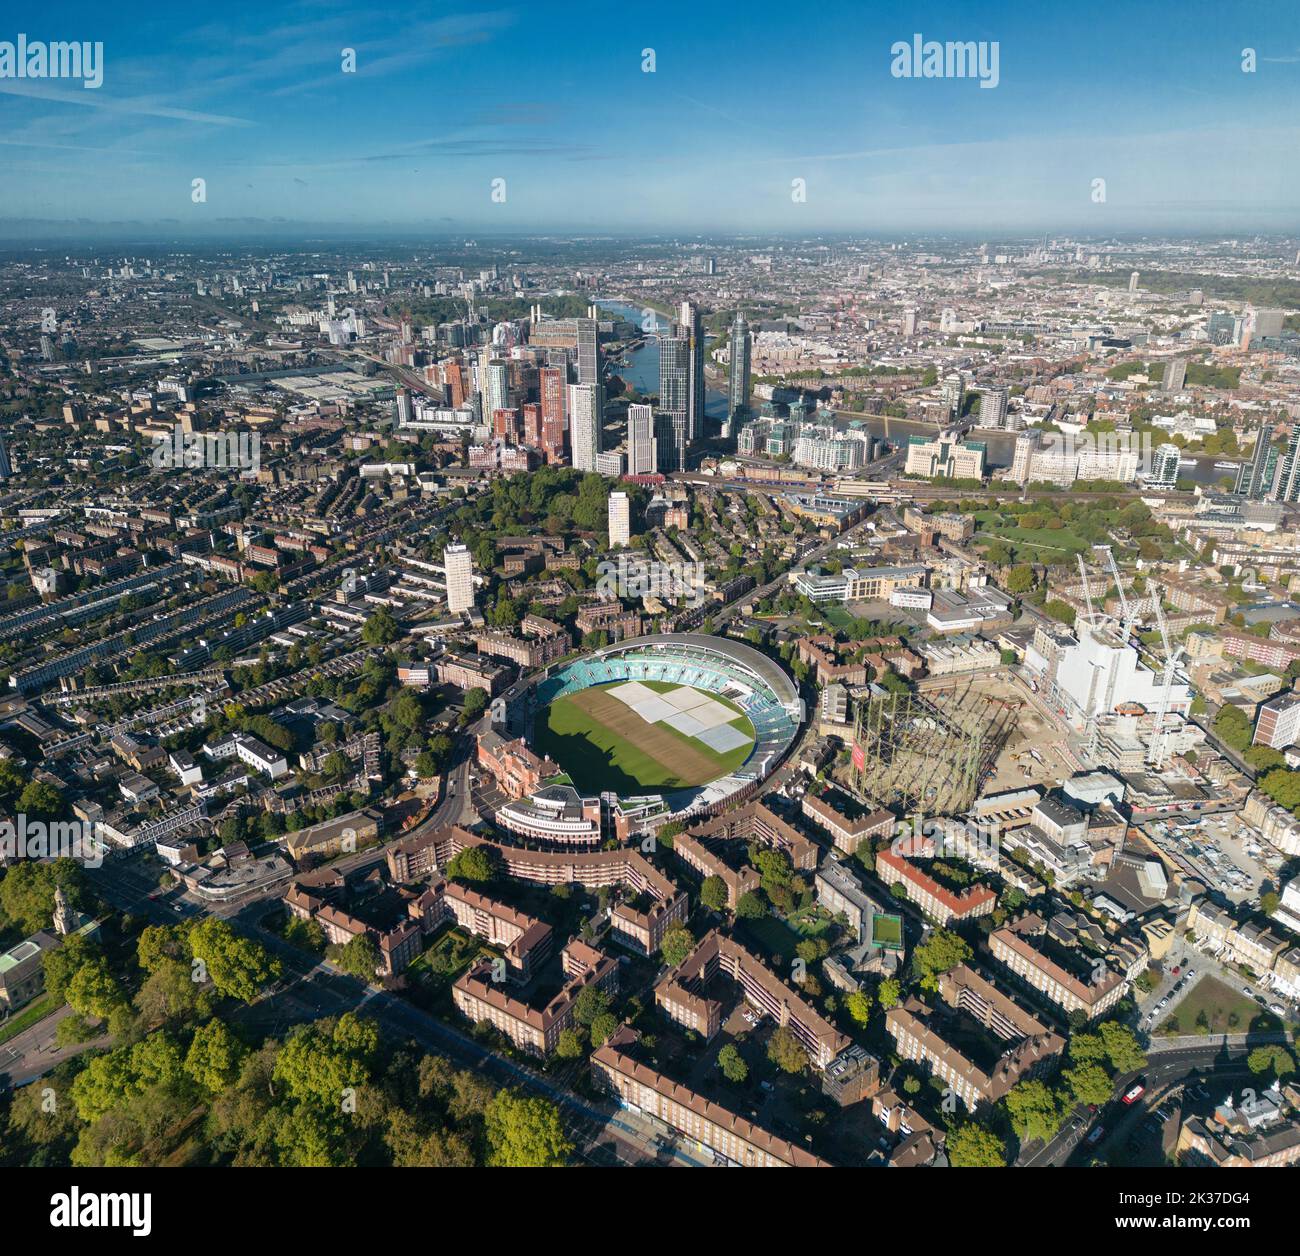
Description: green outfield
xmin=533 ymin=681 xmax=756 ymax=796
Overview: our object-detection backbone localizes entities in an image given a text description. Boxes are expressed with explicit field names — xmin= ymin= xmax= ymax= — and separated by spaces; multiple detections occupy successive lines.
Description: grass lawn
xmin=786 ymin=908 xmax=834 ymax=939
xmin=820 ymin=604 xmax=856 ymax=631
xmin=0 ymin=994 xmax=62 ymax=1046
xmin=871 ymin=913 xmax=904 ymax=949
xmin=407 ymin=927 xmax=488 ymax=1005
xmin=534 ymin=681 xmax=755 ymax=795
xmin=973 ymin=515 xmax=1091 ymax=557
xmin=1160 ymin=975 xmax=1283 ymax=1036
xmin=738 ymin=914 xmax=802 ymax=963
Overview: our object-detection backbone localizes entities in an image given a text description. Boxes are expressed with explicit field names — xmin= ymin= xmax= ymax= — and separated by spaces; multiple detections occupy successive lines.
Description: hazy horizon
xmin=2 ymin=0 xmax=1299 ymax=237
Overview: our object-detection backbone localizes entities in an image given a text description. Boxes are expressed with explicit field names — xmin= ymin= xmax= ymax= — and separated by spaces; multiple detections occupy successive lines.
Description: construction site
xmin=838 ymin=677 xmax=1021 ymax=815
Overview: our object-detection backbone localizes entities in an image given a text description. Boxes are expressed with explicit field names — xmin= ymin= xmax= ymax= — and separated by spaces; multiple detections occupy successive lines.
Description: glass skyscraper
xmin=727 ymin=309 xmax=752 ymax=434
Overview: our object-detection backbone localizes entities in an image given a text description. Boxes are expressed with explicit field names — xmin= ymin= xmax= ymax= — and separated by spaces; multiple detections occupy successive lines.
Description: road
xmin=0 ymin=1003 xmax=106 ymax=1091
xmin=1018 ymin=1039 xmax=1274 ymax=1167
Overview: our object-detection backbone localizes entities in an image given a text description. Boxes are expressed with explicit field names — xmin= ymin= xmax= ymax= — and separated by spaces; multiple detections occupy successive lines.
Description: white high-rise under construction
xmin=627 ymin=403 xmax=656 ymax=475
xmin=569 ymin=383 xmax=601 ymax=472
xmin=1055 ymin=618 xmax=1190 ymax=726
xmin=608 ymin=492 xmax=631 ymax=547
xmin=443 ymin=543 xmax=475 ymax=614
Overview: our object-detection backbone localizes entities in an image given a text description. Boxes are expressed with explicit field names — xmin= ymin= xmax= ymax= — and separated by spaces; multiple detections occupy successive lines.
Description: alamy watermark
xmin=596 ymin=556 xmax=708 ymax=608
xmin=890 ymin=815 xmax=1001 ymax=867
xmin=891 ymin=35 xmax=999 ymax=89
xmin=0 ymin=35 xmax=102 ymax=89
xmin=151 ymin=424 xmax=261 ymax=474
xmin=0 ymin=816 xmax=104 ymax=868
xmin=1028 ymin=428 xmax=1167 ymax=482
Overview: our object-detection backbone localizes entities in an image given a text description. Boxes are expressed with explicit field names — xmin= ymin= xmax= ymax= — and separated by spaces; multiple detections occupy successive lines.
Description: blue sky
xmin=1 ymin=0 xmax=1298 ymax=236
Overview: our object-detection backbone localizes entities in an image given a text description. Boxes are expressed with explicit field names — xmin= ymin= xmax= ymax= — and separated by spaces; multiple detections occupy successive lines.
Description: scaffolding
xmin=848 ymin=682 xmax=1015 ymax=815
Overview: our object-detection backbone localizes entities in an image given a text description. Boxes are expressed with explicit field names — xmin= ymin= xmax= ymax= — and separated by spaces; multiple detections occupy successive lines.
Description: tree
xmin=767 ymin=1025 xmax=808 ymax=1075
xmin=360 ymin=607 xmax=399 ymax=646
xmin=1043 ymin=599 xmax=1076 ymax=627
xmin=1063 ymin=1064 xmax=1113 ymax=1108
xmin=189 ymin=918 xmax=282 ymax=1004
xmin=911 ymin=930 xmax=973 ymax=992
xmin=877 ymin=978 xmax=902 ymax=1011
xmin=42 ymin=932 xmax=98 ymax=1002
xmin=572 ymin=983 xmax=611 ymax=1028
xmin=1247 ymin=1044 xmax=1296 ymax=1079
xmin=717 ymin=1043 xmax=748 ymax=1083
xmin=845 ymin=990 xmax=873 ymax=1027
xmin=1004 ymin=1079 xmax=1065 ymax=1144
xmin=461 ymin=687 xmax=489 ymax=721
xmin=446 ymin=846 xmax=496 ymax=884
xmin=484 ymin=1090 xmax=573 ymax=1167
xmin=273 ymin=1013 xmax=379 ymax=1110
xmin=1097 ymin=1021 xmax=1147 ymax=1074
xmin=555 ymin=1028 xmax=583 ymax=1060
xmin=700 ymin=876 xmax=729 ymax=912
xmin=1213 ymin=704 xmax=1254 ymax=754
xmin=660 ymin=924 xmax=694 ymax=969
xmin=589 ymin=1013 xmax=618 ymax=1048
xmin=184 ymin=1019 xmax=247 ymax=1094
xmin=1004 ymin=564 xmax=1035 ymax=595
xmin=17 ymin=779 xmax=65 ymax=821
xmin=948 ymin=1122 xmax=1008 ymax=1167
xmin=735 ymin=891 xmax=766 ymax=919
xmin=1 ymin=858 xmax=87 ymax=936
xmin=65 ymin=955 xmax=128 ymax=1022
xmin=334 ymin=934 xmax=381 ymax=980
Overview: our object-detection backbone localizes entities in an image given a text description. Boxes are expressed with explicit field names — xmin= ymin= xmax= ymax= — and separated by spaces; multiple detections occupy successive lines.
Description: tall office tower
xmin=1237 ymin=423 xmax=1279 ymax=499
xmin=492 ymin=408 xmax=521 ymax=442
xmin=658 ymin=332 xmax=690 ymax=472
xmin=569 ymin=383 xmax=602 ymax=472
xmin=394 ymin=387 xmax=413 ymax=428
xmin=1270 ymin=423 xmax=1300 ymax=503
xmin=679 ymin=301 xmax=706 ymax=443
xmin=443 ymin=544 xmax=475 ymax=614
xmin=347 ymin=270 xmax=357 ymax=293
xmin=1162 ymin=359 xmax=1187 ymax=392
xmin=1254 ymin=308 xmax=1285 ymax=340
xmin=572 ymin=316 xmax=603 ymax=440
xmin=539 ymin=365 xmax=568 ymax=463
xmin=444 ymin=359 xmax=467 ymax=408
xmin=627 ymin=403 xmax=657 ymax=475
xmin=0 ymin=433 xmax=11 ymax=481
xmin=575 ymin=316 xmax=600 ymax=386
xmin=1128 ymin=271 xmax=1139 ymax=292
xmin=940 ymin=372 xmax=965 ymax=419
xmin=901 ymin=308 xmax=918 ymax=337
xmin=483 ymin=359 xmax=511 ymax=419
xmin=608 ymin=492 xmax=631 ymax=547
xmin=654 ymin=412 xmax=680 ymax=473
xmin=979 ymin=385 xmax=1009 ymax=428
xmin=522 ymin=403 xmax=543 ymax=448
xmin=727 ymin=309 xmax=752 ymax=430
